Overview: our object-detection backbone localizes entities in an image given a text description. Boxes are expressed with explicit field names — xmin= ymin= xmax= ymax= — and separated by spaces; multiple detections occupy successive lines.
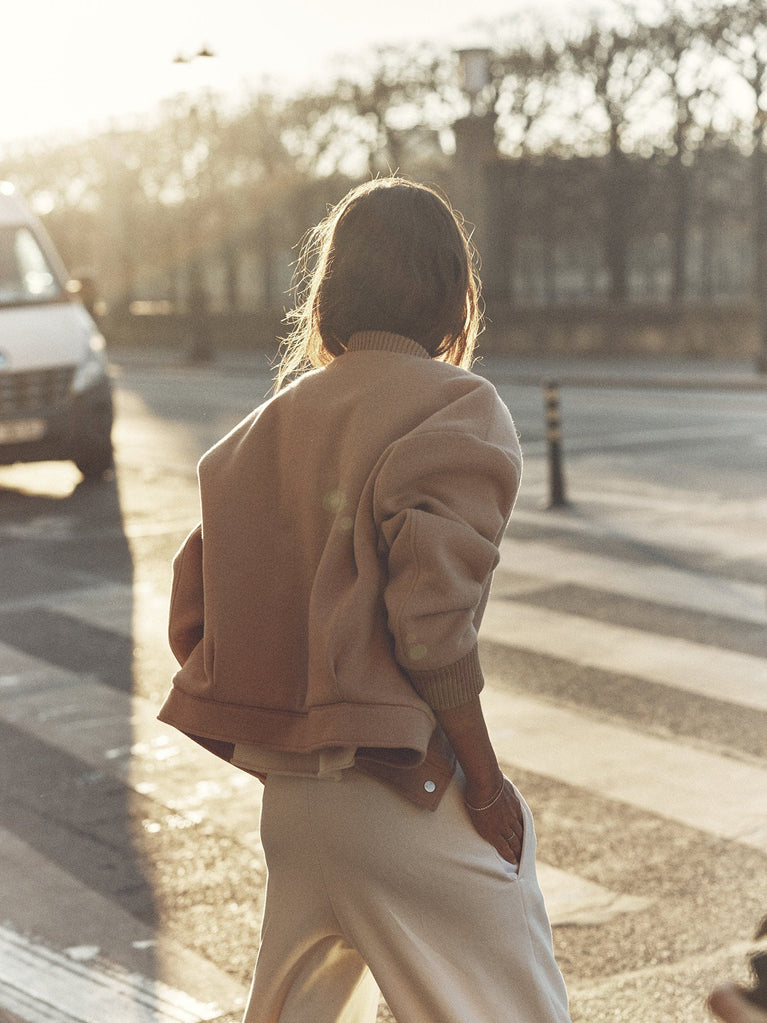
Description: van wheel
xmin=74 ymin=444 xmax=114 ymax=481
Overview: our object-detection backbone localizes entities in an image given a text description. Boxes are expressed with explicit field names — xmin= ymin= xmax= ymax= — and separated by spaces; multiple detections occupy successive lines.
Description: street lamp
xmin=170 ymin=44 xmax=218 ymax=363
xmin=453 ymin=46 xmax=502 ymax=304
xmin=173 ymin=44 xmax=216 ymax=65
xmin=457 ymin=47 xmax=493 ymax=115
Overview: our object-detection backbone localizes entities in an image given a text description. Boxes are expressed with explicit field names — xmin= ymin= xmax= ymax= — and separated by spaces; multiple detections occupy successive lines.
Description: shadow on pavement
xmin=0 ymin=465 xmax=162 ymax=1010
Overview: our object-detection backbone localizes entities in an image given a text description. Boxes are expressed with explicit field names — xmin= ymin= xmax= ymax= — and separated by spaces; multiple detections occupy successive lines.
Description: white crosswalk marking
xmin=482 ymin=536 xmax=767 ymax=851
xmin=0 ymin=643 xmax=626 ymax=928
xmin=481 ymin=600 xmax=767 ymax=711
xmin=498 ymin=537 xmax=767 ymax=623
xmin=0 ymin=923 xmax=223 ymax=1023
xmin=511 ymin=496 xmax=767 ymax=565
xmin=0 ymin=664 xmax=262 ymax=844
xmin=1 ymin=502 xmax=765 ymax=1021
xmin=0 ymin=827 xmax=246 ymax=1023
xmin=483 ymin=684 xmax=767 ymax=853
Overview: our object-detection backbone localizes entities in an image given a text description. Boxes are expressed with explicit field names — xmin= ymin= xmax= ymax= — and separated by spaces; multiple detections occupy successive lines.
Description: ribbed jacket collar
xmin=346 ymin=331 xmax=430 ymax=359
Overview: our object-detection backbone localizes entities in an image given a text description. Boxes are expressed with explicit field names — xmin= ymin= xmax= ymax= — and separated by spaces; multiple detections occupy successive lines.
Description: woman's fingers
xmin=467 ymin=778 xmax=524 ymax=865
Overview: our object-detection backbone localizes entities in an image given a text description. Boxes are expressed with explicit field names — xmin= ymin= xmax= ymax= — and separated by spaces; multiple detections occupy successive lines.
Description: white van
xmin=0 ymin=181 xmax=113 ymax=480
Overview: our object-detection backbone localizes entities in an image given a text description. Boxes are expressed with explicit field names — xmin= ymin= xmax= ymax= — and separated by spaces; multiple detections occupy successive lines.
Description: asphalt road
xmin=0 ymin=350 xmax=765 ymax=1023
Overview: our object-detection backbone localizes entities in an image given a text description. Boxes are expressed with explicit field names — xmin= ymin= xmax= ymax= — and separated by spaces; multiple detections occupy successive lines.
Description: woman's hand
xmin=465 ymin=776 xmax=524 ymax=867
xmin=434 ymin=696 xmax=525 ymax=866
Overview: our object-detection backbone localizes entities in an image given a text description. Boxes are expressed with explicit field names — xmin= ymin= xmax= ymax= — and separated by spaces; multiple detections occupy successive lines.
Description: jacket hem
xmin=158 ymin=686 xmax=436 ymax=764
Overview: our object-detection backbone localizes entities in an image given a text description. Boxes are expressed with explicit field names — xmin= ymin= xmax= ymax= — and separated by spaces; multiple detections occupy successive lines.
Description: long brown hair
xmin=275 ymin=177 xmax=483 ymax=391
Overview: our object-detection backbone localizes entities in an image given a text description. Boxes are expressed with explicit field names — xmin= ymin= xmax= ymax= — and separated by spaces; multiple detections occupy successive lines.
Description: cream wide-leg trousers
xmin=243 ymin=767 xmax=570 ymax=1023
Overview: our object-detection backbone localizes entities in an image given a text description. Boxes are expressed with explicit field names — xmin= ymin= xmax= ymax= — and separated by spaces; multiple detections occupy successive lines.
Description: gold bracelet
xmin=464 ymin=778 xmax=505 ymax=813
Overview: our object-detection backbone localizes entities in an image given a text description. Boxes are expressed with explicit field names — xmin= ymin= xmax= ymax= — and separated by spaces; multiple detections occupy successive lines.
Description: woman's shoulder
xmin=428 ymin=359 xmax=513 ymax=420
xmin=385 ymin=363 xmax=517 ymax=456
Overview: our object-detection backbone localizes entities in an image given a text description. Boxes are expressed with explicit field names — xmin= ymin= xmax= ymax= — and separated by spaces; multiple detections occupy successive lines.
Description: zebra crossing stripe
xmin=480 ymin=600 xmax=767 ymax=712
xmin=535 ymin=863 xmax=648 ymax=926
xmin=509 ymin=494 xmax=767 ymax=566
xmin=0 ymin=924 xmax=223 ymax=1023
xmin=482 ymin=683 xmax=767 ymax=853
xmin=498 ymin=538 xmax=767 ymax=624
xmin=0 ymin=664 xmax=642 ymax=928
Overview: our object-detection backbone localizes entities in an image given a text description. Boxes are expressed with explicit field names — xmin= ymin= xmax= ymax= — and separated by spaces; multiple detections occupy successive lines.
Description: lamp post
xmin=171 ymin=45 xmax=217 ymax=363
xmin=457 ymin=48 xmax=493 ymax=116
xmin=173 ymin=44 xmax=216 ymax=68
xmin=452 ymin=47 xmax=501 ymax=305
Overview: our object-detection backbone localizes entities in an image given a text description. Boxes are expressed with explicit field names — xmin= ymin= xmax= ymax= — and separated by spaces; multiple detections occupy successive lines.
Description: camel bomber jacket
xmin=158 ymin=331 xmax=522 ymax=809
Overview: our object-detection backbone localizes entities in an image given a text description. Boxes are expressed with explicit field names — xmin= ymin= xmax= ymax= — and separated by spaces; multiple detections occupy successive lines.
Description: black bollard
xmin=543 ymin=380 xmax=568 ymax=509
xmin=744 ymin=914 xmax=767 ymax=1009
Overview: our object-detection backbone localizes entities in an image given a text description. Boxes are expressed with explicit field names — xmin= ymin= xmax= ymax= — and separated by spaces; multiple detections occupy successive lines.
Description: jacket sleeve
xmin=373 ymin=386 xmax=521 ymax=711
xmin=168 ymin=524 xmax=204 ymax=666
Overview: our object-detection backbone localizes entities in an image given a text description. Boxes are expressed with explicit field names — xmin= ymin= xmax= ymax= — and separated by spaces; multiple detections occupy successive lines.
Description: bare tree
xmin=707 ymin=0 xmax=767 ymax=368
xmin=4 ymin=6 xmax=761 ymax=336
xmin=493 ymin=39 xmax=564 ymax=157
xmin=486 ymin=39 xmax=568 ymax=304
xmin=650 ymin=2 xmax=722 ymax=300
xmin=565 ymin=10 xmax=659 ymax=301
xmin=282 ymin=44 xmax=453 ymax=180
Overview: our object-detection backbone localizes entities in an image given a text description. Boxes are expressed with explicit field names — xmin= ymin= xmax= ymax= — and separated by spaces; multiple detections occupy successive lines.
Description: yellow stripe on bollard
xmin=543 ymin=380 xmax=568 ymax=508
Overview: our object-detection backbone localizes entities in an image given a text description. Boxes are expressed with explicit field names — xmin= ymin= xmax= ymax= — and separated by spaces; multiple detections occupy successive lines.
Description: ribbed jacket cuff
xmin=407 ymin=646 xmax=485 ymax=711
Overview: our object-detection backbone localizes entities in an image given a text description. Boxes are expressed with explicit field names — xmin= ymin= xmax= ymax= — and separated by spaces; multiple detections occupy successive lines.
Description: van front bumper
xmin=0 ymin=376 xmax=113 ymax=468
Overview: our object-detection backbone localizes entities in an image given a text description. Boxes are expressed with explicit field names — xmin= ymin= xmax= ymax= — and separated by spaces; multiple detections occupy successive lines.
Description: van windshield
xmin=0 ymin=225 xmax=65 ymax=307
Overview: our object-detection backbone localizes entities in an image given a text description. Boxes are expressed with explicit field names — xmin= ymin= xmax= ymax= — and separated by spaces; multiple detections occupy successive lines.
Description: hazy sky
xmin=1 ymin=0 xmax=645 ymax=148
